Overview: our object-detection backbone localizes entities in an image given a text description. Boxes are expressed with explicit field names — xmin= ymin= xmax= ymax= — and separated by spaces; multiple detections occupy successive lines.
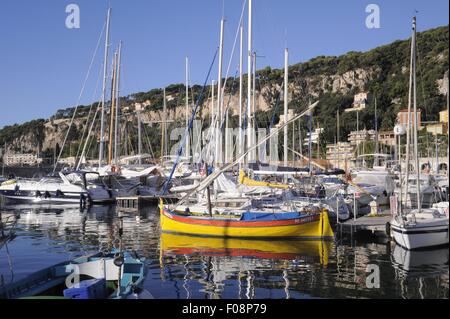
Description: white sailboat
xmin=390 ymin=17 xmax=449 ymax=250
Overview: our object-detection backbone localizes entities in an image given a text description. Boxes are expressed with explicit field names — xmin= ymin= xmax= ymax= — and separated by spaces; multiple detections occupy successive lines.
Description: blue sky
xmin=0 ymin=0 xmax=448 ymax=128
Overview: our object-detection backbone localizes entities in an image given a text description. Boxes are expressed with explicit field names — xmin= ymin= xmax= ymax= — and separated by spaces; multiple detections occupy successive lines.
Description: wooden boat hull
xmin=161 ymin=233 xmax=332 ymax=265
xmin=160 ymin=204 xmax=334 ymax=240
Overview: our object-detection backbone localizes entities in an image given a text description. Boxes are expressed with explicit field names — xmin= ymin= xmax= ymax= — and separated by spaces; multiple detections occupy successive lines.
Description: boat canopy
xmin=240 ymin=212 xmax=303 ymax=221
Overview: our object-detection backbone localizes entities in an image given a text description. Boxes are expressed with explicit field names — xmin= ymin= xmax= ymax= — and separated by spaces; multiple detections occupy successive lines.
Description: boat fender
xmin=35 ymin=190 xmax=42 ymax=198
xmin=385 ymin=222 xmax=391 ymax=238
xmin=87 ymin=194 xmax=93 ymax=206
xmin=44 ymin=191 xmax=51 ymax=199
xmin=56 ymin=189 xmax=64 ymax=197
xmin=14 ymin=185 xmax=20 ymax=193
xmin=185 ymin=207 xmax=191 ymax=214
xmin=113 ymin=253 xmax=124 ymax=267
xmin=80 ymin=194 xmax=87 ymax=208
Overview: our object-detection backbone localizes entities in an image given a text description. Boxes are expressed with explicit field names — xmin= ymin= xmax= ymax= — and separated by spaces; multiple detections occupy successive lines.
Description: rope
xmin=75 ymin=64 xmax=104 ymax=164
xmin=162 ymin=48 xmax=219 ymax=194
xmin=54 ymin=21 xmax=106 ymax=172
xmin=221 ymin=0 xmax=247 ymax=97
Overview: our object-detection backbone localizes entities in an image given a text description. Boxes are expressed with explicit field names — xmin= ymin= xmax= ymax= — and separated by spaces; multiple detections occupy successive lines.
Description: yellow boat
xmin=161 ymin=233 xmax=331 ymax=265
xmin=159 ymin=200 xmax=334 ymax=240
xmin=238 ymin=170 xmax=289 ymax=189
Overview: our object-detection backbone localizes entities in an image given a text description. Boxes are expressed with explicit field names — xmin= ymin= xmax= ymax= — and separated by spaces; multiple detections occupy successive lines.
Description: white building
xmin=4 ymin=153 xmax=43 ymax=166
xmin=345 ymin=92 xmax=370 ymax=113
xmin=348 ymin=129 xmax=376 ymax=146
xmin=304 ymin=128 xmax=324 ymax=145
xmin=326 ymin=142 xmax=355 ymax=168
xmin=57 ymin=157 xmax=76 ymax=166
xmin=277 ymin=109 xmax=296 ymax=127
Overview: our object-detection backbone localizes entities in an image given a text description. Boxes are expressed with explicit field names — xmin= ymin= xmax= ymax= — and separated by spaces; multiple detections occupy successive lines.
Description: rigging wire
xmin=74 ymin=62 xmax=104 ymax=164
xmin=54 ymin=21 xmax=106 ymax=172
xmin=163 ymin=48 xmax=219 ymax=194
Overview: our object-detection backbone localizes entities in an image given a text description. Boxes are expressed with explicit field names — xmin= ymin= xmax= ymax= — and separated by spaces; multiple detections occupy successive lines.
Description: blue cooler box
xmin=63 ymin=278 xmax=107 ymax=299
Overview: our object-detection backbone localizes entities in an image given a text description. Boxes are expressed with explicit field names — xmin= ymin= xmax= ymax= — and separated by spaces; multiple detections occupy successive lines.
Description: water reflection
xmin=0 ymin=203 xmax=448 ymax=299
xmin=391 ymin=244 xmax=449 ymax=299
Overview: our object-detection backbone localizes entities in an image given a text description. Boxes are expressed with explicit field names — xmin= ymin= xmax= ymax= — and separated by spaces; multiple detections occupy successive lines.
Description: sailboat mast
xmin=137 ymin=108 xmax=142 ymax=165
xmin=1 ymin=142 xmax=5 ymax=176
xmin=161 ymin=88 xmax=166 ymax=162
xmin=250 ymin=51 xmax=257 ymax=163
xmin=238 ymin=24 xmax=244 ymax=168
xmin=108 ymin=52 xmax=118 ymax=165
xmin=412 ymin=17 xmax=421 ymax=211
xmin=284 ymin=48 xmax=289 ymax=168
xmin=215 ymin=18 xmax=225 ymax=167
xmin=309 ymin=109 xmax=313 ymax=174
xmin=246 ymin=0 xmax=253 ymax=164
xmin=404 ymin=16 xmax=415 ymax=209
xmin=298 ymin=119 xmax=303 ymax=158
xmin=114 ymin=41 xmax=122 ymax=166
xmin=211 ymin=80 xmax=215 ymax=129
xmin=374 ymin=95 xmax=379 ymax=166
xmin=337 ymin=109 xmax=340 ymax=169
xmin=357 ymin=111 xmax=360 ymax=160
xmin=447 ymin=71 xmax=449 ymax=165
xmin=292 ymin=120 xmax=295 ymax=163
xmin=99 ymin=8 xmax=111 ymax=168
xmin=185 ymin=57 xmax=190 ymax=160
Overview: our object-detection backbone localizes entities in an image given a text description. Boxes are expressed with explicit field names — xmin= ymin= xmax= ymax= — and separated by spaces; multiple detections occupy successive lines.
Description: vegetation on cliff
xmin=0 ymin=25 xmax=448 ymax=160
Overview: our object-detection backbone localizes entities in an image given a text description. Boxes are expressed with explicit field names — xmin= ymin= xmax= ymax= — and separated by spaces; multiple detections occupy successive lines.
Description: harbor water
xmin=1 ymin=204 xmax=448 ymax=299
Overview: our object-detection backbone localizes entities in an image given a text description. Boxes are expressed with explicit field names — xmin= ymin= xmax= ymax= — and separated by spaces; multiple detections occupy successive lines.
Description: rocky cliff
xmin=0 ymin=25 xmax=448 ymax=158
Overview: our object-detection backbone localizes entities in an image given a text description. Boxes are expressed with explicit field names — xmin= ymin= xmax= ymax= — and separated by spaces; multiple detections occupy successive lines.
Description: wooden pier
xmin=338 ymin=214 xmax=393 ymax=237
xmin=116 ymin=195 xmax=179 ymax=210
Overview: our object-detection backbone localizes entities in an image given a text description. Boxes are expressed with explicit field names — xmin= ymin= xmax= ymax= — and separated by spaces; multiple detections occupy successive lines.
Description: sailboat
xmin=160 ymin=99 xmax=335 ymax=240
xmin=389 ymin=17 xmax=449 ymax=250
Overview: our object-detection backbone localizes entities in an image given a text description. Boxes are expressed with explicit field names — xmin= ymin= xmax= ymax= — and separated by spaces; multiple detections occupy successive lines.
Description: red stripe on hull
xmin=163 ymin=209 xmax=320 ymax=228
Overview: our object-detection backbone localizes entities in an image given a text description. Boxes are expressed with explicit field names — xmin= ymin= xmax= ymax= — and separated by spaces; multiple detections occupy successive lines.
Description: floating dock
xmin=116 ymin=195 xmax=179 ymax=210
xmin=338 ymin=214 xmax=392 ymax=237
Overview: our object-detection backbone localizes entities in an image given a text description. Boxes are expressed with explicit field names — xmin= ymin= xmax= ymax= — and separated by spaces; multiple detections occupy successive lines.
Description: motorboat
xmin=351 ymin=170 xmax=395 ymax=205
xmin=0 ymin=250 xmax=150 ymax=299
xmin=0 ymin=171 xmax=114 ymax=205
xmin=318 ymin=175 xmax=381 ymax=206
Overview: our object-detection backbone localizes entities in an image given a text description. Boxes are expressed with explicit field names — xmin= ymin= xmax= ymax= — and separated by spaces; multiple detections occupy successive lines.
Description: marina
xmin=0 ymin=0 xmax=448 ymax=301
xmin=0 ymin=205 xmax=448 ymax=299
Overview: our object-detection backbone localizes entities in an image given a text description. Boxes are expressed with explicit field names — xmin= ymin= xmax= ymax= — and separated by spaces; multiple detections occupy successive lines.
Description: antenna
xmin=222 ymin=0 xmax=226 ymax=20
xmin=284 ymin=28 xmax=288 ymax=49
